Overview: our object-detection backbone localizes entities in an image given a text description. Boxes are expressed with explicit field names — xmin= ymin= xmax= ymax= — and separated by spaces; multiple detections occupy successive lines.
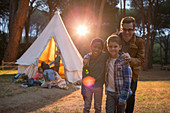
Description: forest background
xmin=0 ymin=0 xmax=169 ymax=71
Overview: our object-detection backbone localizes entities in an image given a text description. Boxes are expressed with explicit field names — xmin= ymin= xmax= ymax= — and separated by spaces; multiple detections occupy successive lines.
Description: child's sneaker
xmin=20 ymin=84 xmax=28 ymax=88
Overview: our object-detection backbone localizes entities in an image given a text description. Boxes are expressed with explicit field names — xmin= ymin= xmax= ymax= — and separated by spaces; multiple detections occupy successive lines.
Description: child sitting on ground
xmin=21 ymin=67 xmax=44 ymax=87
xmin=41 ymin=64 xmax=68 ymax=89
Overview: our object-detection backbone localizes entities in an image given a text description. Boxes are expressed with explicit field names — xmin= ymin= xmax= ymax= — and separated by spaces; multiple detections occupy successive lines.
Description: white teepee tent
xmin=16 ymin=11 xmax=83 ymax=83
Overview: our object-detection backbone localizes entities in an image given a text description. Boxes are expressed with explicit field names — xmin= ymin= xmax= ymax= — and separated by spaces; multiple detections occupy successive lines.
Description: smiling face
xmin=90 ymin=41 xmax=103 ymax=58
xmin=107 ymin=41 xmax=122 ymax=58
xmin=122 ymin=23 xmax=135 ymax=42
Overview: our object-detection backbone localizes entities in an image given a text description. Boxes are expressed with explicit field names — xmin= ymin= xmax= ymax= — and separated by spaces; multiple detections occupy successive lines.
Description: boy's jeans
xmin=106 ymin=91 xmax=125 ymax=113
xmin=83 ymin=86 xmax=103 ymax=113
xmin=125 ymin=80 xmax=138 ymax=113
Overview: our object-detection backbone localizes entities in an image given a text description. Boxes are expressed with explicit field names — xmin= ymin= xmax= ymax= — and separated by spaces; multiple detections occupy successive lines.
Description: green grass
xmin=54 ymin=106 xmax=59 ymax=111
xmin=134 ymin=81 xmax=170 ymax=113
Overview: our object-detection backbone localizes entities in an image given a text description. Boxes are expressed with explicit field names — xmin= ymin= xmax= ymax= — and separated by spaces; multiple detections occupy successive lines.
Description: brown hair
xmin=120 ymin=16 xmax=136 ymax=29
xmin=41 ymin=62 xmax=50 ymax=71
xmin=106 ymin=34 xmax=122 ymax=46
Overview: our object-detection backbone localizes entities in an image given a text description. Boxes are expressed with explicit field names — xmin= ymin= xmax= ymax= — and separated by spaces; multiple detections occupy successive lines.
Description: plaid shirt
xmin=105 ymin=57 xmax=132 ymax=104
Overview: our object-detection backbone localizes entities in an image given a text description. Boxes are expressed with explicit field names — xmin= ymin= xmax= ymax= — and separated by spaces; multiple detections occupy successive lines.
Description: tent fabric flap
xmin=65 ymin=70 xmax=82 ymax=83
xmin=18 ymin=64 xmax=37 ymax=78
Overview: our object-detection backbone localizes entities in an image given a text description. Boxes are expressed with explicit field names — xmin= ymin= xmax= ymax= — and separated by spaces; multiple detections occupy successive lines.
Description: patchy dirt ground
xmin=0 ymin=64 xmax=170 ymax=113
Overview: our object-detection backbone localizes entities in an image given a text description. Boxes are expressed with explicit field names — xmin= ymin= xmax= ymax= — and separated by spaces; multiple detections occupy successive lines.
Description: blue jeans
xmin=125 ymin=80 xmax=138 ymax=113
xmin=83 ymin=86 xmax=103 ymax=113
xmin=24 ymin=78 xmax=41 ymax=87
xmin=106 ymin=91 xmax=125 ymax=113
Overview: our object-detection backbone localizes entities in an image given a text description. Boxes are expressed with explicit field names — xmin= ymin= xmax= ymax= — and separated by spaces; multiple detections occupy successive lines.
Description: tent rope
xmin=0 ymin=67 xmax=18 ymax=96
xmin=2 ymin=81 xmax=15 ymax=97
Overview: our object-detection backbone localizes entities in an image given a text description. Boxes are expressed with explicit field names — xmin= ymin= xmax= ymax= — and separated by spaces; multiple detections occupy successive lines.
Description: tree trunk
xmin=164 ymin=38 xmax=169 ymax=65
xmin=123 ymin=0 xmax=126 ymax=17
xmin=120 ymin=0 xmax=122 ymax=18
xmin=96 ymin=0 xmax=106 ymax=36
xmin=25 ymin=0 xmax=35 ymax=48
xmin=143 ymin=0 xmax=154 ymax=71
xmin=148 ymin=0 xmax=159 ymax=69
xmin=9 ymin=0 xmax=18 ymax=38
xmin=160 ymin=43 xmax=162 ymax=66
xmin=149 ymin=34 xmax=154 ymax=69
xmin=164 ymin=48 xmax=168 ymax=65
xmin=3 ymin=0 xmax=30 ymax=62
xmin=47 ymin=0 xmax=53 ymax=20
xmin=141 ymin=0 xmax=145 ymax=38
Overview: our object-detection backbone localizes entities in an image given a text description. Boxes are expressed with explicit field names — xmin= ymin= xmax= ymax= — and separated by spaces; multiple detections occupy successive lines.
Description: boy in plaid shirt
xmin=105 ymin=35 xmax=132 ymax=113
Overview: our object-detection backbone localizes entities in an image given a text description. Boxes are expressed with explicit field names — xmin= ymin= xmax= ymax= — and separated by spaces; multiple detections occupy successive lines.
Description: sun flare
xmin=77 ymin=25 xmax=89 ymax=36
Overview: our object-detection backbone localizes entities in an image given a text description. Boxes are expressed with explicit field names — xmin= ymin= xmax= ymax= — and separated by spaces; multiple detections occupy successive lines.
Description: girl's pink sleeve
xmin=32 ymin=72 xmax=39 ymax=79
